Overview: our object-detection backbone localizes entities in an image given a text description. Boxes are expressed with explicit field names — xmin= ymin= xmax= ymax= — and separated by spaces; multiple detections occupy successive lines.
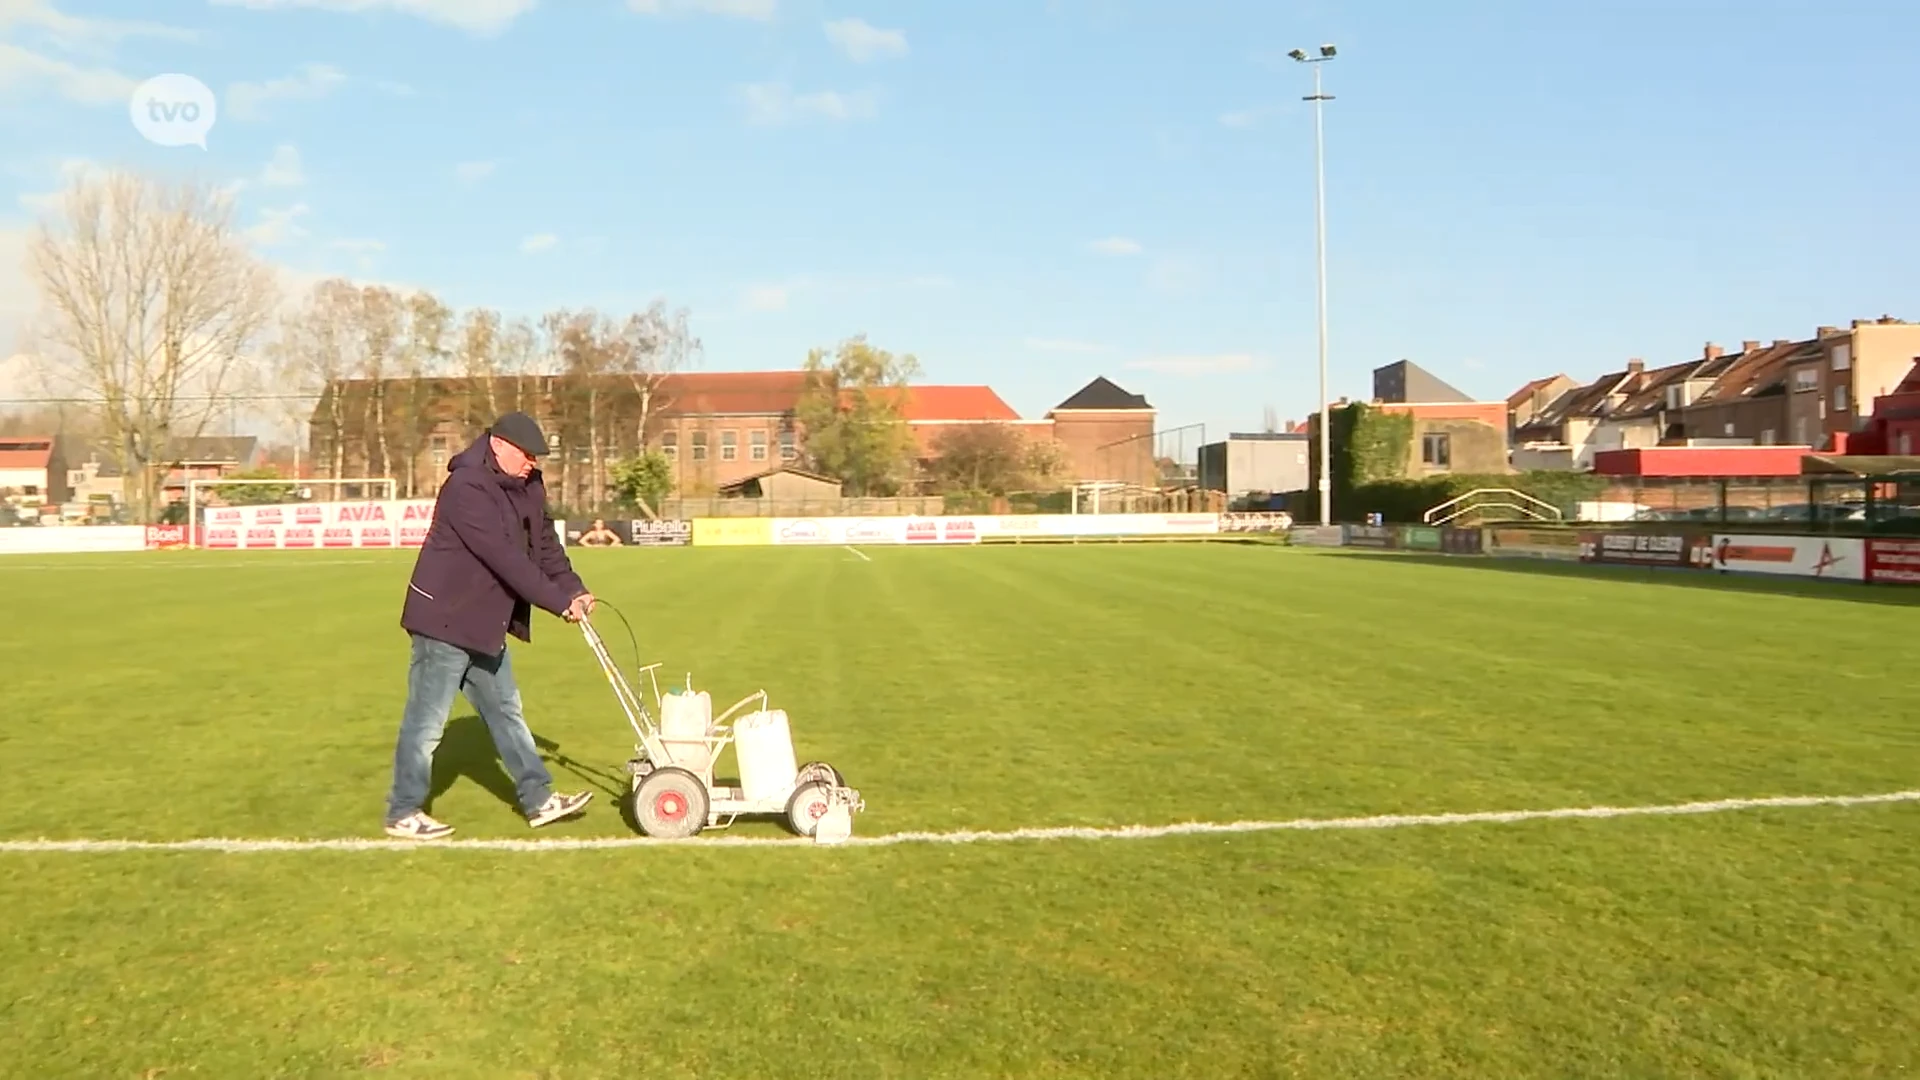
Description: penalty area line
xmin=844 ymin=545 xmax=872 ymax=562
xmin=1 ymin=789 xmax=1915 ymax=854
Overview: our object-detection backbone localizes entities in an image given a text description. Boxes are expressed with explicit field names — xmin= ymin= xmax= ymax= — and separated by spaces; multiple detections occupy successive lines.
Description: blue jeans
xmin=385 ymin=632 xmax=554 ymax=823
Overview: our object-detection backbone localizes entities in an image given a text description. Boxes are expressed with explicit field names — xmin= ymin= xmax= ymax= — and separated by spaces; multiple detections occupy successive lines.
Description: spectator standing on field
xmin=383 ymin=411 xmax=597 ymax=841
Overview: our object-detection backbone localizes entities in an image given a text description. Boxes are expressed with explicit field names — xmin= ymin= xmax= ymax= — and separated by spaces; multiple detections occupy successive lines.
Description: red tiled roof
xmin=0 ymin=437 xmax=53 ymax=470
xmin=1693 ymin=339 xmax=1819 ymax=404
xmin=1894 ymin=359 xmax=1920 ymax=395
xmin=1506 ymin=375 xmax=1560 ymax=409
xmin=658 ymin=371 xmax=807 ymax=416
xmin=900 ymin=385 xmax=1024 ymax=422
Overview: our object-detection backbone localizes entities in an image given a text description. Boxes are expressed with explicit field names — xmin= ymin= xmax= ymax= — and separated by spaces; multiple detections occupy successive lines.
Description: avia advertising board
xmin=1709 ymin=534 xmax=1865 ymax=581
xmin=1576 ymin=530 xmax=1712 ymax=569
xmin=1865 ymin=538 xmax=1920 ymax=585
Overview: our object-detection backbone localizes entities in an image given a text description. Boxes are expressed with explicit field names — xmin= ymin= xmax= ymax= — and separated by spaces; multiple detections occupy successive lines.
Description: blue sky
xmin=2 ymin=0 xmax=1918 ymax=448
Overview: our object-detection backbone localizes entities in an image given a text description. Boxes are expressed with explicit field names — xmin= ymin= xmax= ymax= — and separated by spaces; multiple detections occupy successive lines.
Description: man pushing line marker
xmin=383 ymin=412 xmax=597 ymax=841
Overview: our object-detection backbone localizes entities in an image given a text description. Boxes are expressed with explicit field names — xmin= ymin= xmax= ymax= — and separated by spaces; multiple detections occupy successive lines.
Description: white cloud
xmin=328 ymin=237 xmax=385 ymax=252
xmin=260 ymin=143 xmax=304 ymax=186
xmin=453 ymin=159 xmax=496 ymax=184
xmin=246 ymin=203 xmax=311 ymax=247
xmin=225 ymin=62 xmax=347 ymax=121
xmin=374 ymin=79 xmax=415 ymax=96
xmin=519 ymin=232 xmax=557 ymax=253
xmin=1088 ymin=236 xmax=1141 ymax=257
xmin=0 ymin=1 xmax=194 ymax=54
xmin=1217 ymin=108 xmax=1259 ymax=129
xmin=0 ymin=42 xmax=136 ymax=103
xmin=823 ymin=17 xmax=906 ymax=62
xmin=740 ymin=81 xmax=877 ymax=125
xmin=1147 ymin=255 xmax=1205 ymax=294
xmin=14 ymin=157 xmax=106 ymax=214
xmin=207 ymin=0 xmax=536 ymax=35
xmin=1024 ymin=337 xmax=1109 ymax=354
xmin=740 ymin=284 xmax=788 ymax=311
xmin=627 ymin=0 xmax=776 ymax=20
xmin=1124 ymin=353 xmax=1260 ymax=376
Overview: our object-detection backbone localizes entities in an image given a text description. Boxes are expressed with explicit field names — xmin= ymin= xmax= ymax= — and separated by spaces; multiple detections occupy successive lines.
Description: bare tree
xmin=395 ymin=289 xmax=451 ymax=496
xmin=609 ymin=299 xmax=699 ymax=455
xmin=353 ymin=285 xmax=403 ymax=484
xmin=25 ymin=169 xmax=279 ymax=520
xmin=456 ymin=306 xmax=502 ymax=432
xmin=272 ymin=277 xmax=362 ymax=481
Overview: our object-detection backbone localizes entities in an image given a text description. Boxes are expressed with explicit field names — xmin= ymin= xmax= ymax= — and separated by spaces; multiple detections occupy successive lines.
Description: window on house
xmin=779 ymin=429 xmax=797 ymax=461
xmin=1831 ymin=344 xmax=1851 ymax=371
xmin=1760 ymin=429 xmax=1776 ymax=445
xmin=1900 ymin=432 xmax=1914 ymax=455
xmin=1420 ymin=432 xmax=1451 ymax=468
xmin=720 ymin=430 xmax=738 ymax=461
xmin=660 ymin=431 xmax=677 ymax=459
xmin=750 ymin=430 xmax=768 ymax=461
xmin=1793 ymin=368 xmax=1818 ymax=391
xmin=1793 ymin=417 xmax=1810 ymax=445
xmin=1834 ymin=385 xmax=1849 ymax=412
xmin=691 ymin=431 xmax=708 ymax=461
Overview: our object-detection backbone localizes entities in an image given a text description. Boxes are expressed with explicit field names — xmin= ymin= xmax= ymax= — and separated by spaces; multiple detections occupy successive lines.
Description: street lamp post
xmin=1290 ymin=43 xmax=1336 ymax=525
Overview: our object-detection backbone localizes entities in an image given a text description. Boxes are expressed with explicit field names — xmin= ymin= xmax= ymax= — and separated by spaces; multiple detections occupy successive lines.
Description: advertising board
xmin=1709 ymin=534 xmax=1865 ymax=581
xmin=1576 ymin=530 xmax=1711 ymax=569
xmin=1343 ymin=524 xmax=1396 ymax=549
xmin=1219 ymin=512 xmax=1293 ymax=533
xmin=1485 ymin=527 xmax=1580 ymax=561
xmin=564 ymin=519 xmax=692 ymax=547
xmin=691 ymin=517 xmax=773 ymax=547
xmin=762 ymin=513 xmax=1223 ymax=545
xmin=145 ymin=524 xmax=190 ymax=550
xmin=0 ymin=525 xmax=147 ymax=555
xmin=1440 ymin=527 xmax=1484 ymax=555
xmin=1865 ymin=538 xmax=1920 ymax=585
xmin=1289 ymin=525 xmax=1345 ymax=547
xmin=1397 ymin=525 xmax=1442 ymax=551
xmin=196 ymin=499 xmax=438 ymax=550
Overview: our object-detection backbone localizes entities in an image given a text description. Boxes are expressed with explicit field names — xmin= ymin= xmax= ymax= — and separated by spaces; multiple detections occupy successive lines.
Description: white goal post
xmin=185 ymin=476 xmax=398 ymax=549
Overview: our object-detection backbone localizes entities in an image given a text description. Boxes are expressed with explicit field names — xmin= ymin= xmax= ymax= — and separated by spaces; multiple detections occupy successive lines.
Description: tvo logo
xmin=129 ymin=74 xmax=217 ymax=149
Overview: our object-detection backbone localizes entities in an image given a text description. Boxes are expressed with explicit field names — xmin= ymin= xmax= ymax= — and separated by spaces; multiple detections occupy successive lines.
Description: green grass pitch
xmin=1 ymin=544 xmax=1916 ymax=1078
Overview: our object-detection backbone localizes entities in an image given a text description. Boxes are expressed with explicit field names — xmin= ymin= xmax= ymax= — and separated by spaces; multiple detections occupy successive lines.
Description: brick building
xmin=308 ymin=369 xmax=1160 ymax=505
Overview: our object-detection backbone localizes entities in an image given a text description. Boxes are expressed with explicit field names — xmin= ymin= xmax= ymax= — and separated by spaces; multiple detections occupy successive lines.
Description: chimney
xmin=1772 ymin=339 xmax=1791 ymax=347
xmin=1817 ymin=326 xmax=1840 ymax=338
xmin=1741 ymin=340 xmax=1760 ymax=353
xmin=1627 ymin=358 xmax=1644 ymax=374
xmin=1702 ymin=343 xmax=1722 ymax=362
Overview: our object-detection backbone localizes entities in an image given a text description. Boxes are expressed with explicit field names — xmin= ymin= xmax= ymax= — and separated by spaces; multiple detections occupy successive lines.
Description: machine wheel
xmin=795 ymin=760 xmax=843 ymax=788
xmin=784 ymin=780 xmax=834 ymax=837
xmin=631 ymin=766 xmax=709 ymax=839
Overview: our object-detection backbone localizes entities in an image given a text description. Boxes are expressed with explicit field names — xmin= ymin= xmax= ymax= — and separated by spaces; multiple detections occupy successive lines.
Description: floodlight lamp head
xmin=1288 ymin=48 xmax=1307 ymax=61
xmin=1320 ymin=44 xmax=1337 ymax=57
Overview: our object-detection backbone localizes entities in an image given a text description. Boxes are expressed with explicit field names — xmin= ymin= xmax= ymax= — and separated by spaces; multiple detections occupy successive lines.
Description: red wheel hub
xmin=655 ymin=791 xmax=686 ymax=820
xmin=805 ymin=799 xmax=827 ymax=821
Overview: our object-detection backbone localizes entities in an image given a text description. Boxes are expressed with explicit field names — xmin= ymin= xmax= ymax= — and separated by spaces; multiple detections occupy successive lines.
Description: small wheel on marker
xmin=795 ymin=760 xmax=843 ymax=788
xmin=784 ymin=780 xmax=833 ymax=837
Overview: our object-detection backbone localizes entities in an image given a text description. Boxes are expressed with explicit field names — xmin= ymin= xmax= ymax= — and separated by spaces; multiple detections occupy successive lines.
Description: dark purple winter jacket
xmin=399 ymin=436 xmax=586 ymax=657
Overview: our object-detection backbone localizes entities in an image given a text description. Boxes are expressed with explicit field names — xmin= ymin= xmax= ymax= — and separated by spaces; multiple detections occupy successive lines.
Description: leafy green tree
xmin=607 ymin=450 xmax=675 ymax=516
xmin=928 ymin=423 xmax=1029 ymax=495
xmin=210 ymin=467 xmax=296 ymax=505
xmin=794 ymin=335 xmax=922 ymax=496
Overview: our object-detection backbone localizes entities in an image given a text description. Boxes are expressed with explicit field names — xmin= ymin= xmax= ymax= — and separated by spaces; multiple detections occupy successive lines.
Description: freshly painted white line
xmin=0 ymin=558 xmax=390 ymax=571
xmin=2 ymin=789 xmax=1913 ymax=854
xmin=844 ymin=545 xmax=872 ymax=562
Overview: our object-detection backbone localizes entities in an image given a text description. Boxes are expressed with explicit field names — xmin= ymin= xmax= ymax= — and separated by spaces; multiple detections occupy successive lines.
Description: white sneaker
xmin=528 ymin=791 xmax=593 ymax=828
xmin=385 ymin=811 xmax=454 ymax=840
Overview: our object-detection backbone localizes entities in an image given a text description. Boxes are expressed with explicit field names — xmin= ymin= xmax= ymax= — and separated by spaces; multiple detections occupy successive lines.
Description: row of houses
xmin=1283 ymin=317 xmax=1920 ymax=494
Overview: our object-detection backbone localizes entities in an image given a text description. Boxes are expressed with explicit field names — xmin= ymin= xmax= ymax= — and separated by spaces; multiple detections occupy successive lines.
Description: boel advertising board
xmin=1709 ymin=534 xmax=1865 ymax=581
xmin=1577 ymin=530 xmax=1712 ymax=569
xmin=1865 ymin=538 xmax=1920 ymax=585
xmin=1485 ymin=527 xmax=1580 ymax=561
xmin=1397 ymin=525 xmax=1443 ymax=551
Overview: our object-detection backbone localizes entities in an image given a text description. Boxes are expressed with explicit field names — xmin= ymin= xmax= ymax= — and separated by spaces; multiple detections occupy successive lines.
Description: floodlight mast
xmin=1291 ymin=43 xmax=1336 ymax=525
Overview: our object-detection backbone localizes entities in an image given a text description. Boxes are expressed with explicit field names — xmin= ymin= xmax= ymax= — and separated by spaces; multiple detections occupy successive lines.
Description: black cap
xmin=488 ymin=411 xmax=548 ymax=457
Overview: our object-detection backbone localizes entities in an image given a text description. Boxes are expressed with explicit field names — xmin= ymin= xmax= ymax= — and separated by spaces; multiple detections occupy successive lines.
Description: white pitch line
xmin=844 ymin=545 xmax=872 ymax=562
xmin=2 ymin=789 xmax=1914 ymax=854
